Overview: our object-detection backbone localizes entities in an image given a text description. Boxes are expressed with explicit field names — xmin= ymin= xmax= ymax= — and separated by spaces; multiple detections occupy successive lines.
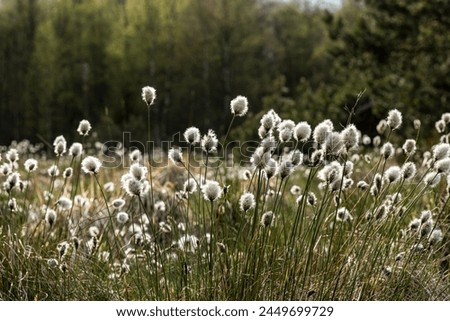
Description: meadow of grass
xmin=0 ymin=88 xmax=449 ymax=300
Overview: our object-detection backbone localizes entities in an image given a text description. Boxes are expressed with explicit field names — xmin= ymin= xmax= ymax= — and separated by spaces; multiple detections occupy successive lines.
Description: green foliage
xmin=0 ymin=0 xmax=448 ymax=148
xmin=319 ymin=0 xmax=450 ymax=138
xmin=0 ymin=0 xmax=331 ymax=146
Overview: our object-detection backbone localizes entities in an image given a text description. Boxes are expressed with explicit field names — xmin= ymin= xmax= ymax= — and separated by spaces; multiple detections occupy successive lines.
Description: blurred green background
xmin=0 ymin=0 xmax=449 ymax=146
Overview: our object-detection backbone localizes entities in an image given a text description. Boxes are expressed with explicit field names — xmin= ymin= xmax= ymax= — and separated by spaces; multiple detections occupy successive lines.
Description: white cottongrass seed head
xmin=318 ymin=162 xmax=341 ymax=184
xmin=413 ymin=119 xmax=421 ymax=130
xmin=432 ymin=143 xmax=450 ymax=161
xmin=45 ymin=209 xmax=57 ymax=227
xmin=8 ymin=198 xmax=17 ymax=211
xmin=116 ymin=212 xmax=129 ymax=224
xmin=258 ymin=125 xmax=268 ymax=139
xmin=278 ymin=128 xmax=293 ymax=143
xmin=44 ymin=191 xmax=53 ymax=202
xmin=230 ymin=95 xmax=249 ymax=117
xmin=103 ymin=181 xmax=114 ymax=192
xmin=154 ymin=200 xmax=166 ymax=212
xmin=429 ymin=229 xmax=443 ymax=246
xmin=261 ymin=211 xmax=274 ymax=227
xmin=251 ymin=147 xmax=270 ymax=169
xmin=362 ymin=135 xmax=371 ymax=145
xmin=129 ymin=163 xmax=148 ymax=181
xmin=168 ymin=147 xmax=183 ymax=165
xmin=53 ymin=135 xmax=67 ymax=156
xmin=123 ymin=177 xmax=150 ymax=197
xmin=357 ymin=180 xmax=369 ymax=190
xmin=278 ymin=120 xmax=295 ymax=142
xmin=112 ymin=198 xmax=126 ymax=209
xmin=435 ymin=158 xmax=450 ymax=174
xmin=183 ymin=127 xmax=201 ymax=145
xmin=313 ymin=120 xmax=333 ymax=145
xmin=53 ymin=135 xmax=66 ymax=146
xmin=53 ymin=135 xmax=67 ymax=146
xmin=201 ymin=130 xmax=218 ymax=154
xmin=201 ymin=180 xmax=223 ymax=202
xmin=350 ymin=154 xmax=360 ymax=163
xmin=69 ymin=143 xmax=83 ymax=157
xmin=277 ymin=119 xmax=295 ymax=131
xmin=310 ymin=149 xmax=324 ymax=166
xmin=56 ymin=196 xmax=72 ymax=210
xmin=290 ymin=150 xmax=303 ymax=167
xmin=54 ymin=142 xmax=66 ymax=156
xmin=260 ymin=113 xmax=275 ymax=130
xmin=239 ymin=192 xmax=256 ymax=212
xmin=268 ymin=109 xmax=282 ymax=127
xmin=341 ymin=124 xmax=360 ymax=152
xmin=376 ymin=120 xmax=387 ymax=134
xmin=373 ymin=173 xmax=383 ymax=190
xmin=406 ymin=221 xmax=418 ymax=236
xmin=183 ymin=178 xmax=197 ymax=194
xmin=0 ymin=163 xmax=12 ymax=176
xmin=47 ymin=259 xmax=59 ymax=268
xmin=420 ymin=220 xmax=434 ymax=237
xmin=6 ymin=148 xmax=19 ymax=163
xmin=442 ymin=112 xmax=450 ymax=124
xmin=441 ymin=134 xmax=450 ymax=144
xmin=323 ymin=132 xmax=344 ymax=157
xmin=336 ymin=207 xmax=353 ymax=222
xmin=77 ymin=120 xmax=92 ymax=136
xmin=141 ymin=86 xmax=156 ymax=107
xmin=47 ymin=164 xmax=59 ymax=177
xmin=386 ymin=109 xmax=402 ymax=130
xmin=278 ymin=159 xmax=294 ymax=179
xmin=293 ymin=121 xmax=311 ymax=142
xmin=372 ymin=136 xmax=381 ymax=147
xmin=261 ymin=135 xmax=276 ymax=153
xmin=424 ymin=171 xmax=441 ymax=187
xmin=307 ymin=192 xmax=317 ymax=206
xmin=6 ymin=172 xmax=21 ymax=188
xmin=290 ymin=185 xmax=301 ymax=195
xmin=24 ymin=159 xmax=38 ymax=172
xmin=380 ymin=142 xmax=394 ymax=159
xmin=420 ymin=210 xmax=432 ymax=223
xmin=264 ymin=158 xmax=278 ymax=179
xmin=129 ymin=149 xmax=142 ymax=163
xmin=343 ymin=160 xmax=354 ymax=177
xmin=401 ymin=162 xmax=416 ymax=180
xmin=384 ymin=166 xmax=401 ymax=183
xmin=402 ymin=139 xmax=416 ymax=156
xmin=81 ymin=156 xmax=102 ymax=175
xmin=178 ymin=235 xmax=199 ymax=253
xmin=62 ymin=167 xmax=73 ymax=178
xmin=435 ymin=119 xmax=446 ymax=134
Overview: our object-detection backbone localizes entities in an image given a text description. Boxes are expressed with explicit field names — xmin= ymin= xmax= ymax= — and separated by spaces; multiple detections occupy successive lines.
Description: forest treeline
xmin=0 ymin=0 xmax=449 ymax=147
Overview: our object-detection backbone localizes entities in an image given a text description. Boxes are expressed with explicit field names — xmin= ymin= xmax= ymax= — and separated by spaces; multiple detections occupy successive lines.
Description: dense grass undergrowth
xmin=0 ymin=88 xmax=449 ymax=300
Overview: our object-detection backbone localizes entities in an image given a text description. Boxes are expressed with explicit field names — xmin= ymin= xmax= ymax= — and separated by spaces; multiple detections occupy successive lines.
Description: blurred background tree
xmin=0 ymin=0 xmax=448 ymax=147
xmin=318 ymin=0 xmax=450 ymax=139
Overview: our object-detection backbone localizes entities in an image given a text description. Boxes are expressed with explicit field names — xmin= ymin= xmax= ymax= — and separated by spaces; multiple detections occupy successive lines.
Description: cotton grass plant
xmin=0 ymin=88 xmax=449 ymax=301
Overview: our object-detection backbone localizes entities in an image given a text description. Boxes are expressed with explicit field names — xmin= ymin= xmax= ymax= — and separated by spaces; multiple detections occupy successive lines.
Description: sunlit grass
xmin=0 ymin=89 xmax=449 ymax=300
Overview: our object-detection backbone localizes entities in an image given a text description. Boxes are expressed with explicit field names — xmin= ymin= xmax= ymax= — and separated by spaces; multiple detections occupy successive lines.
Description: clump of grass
xmin=0 ymin=89 xmax=449 ymax=301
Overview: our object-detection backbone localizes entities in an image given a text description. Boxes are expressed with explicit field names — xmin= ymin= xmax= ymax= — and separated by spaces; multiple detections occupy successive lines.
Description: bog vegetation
xmin=0 ymin=87 xmax=449 ymax=300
